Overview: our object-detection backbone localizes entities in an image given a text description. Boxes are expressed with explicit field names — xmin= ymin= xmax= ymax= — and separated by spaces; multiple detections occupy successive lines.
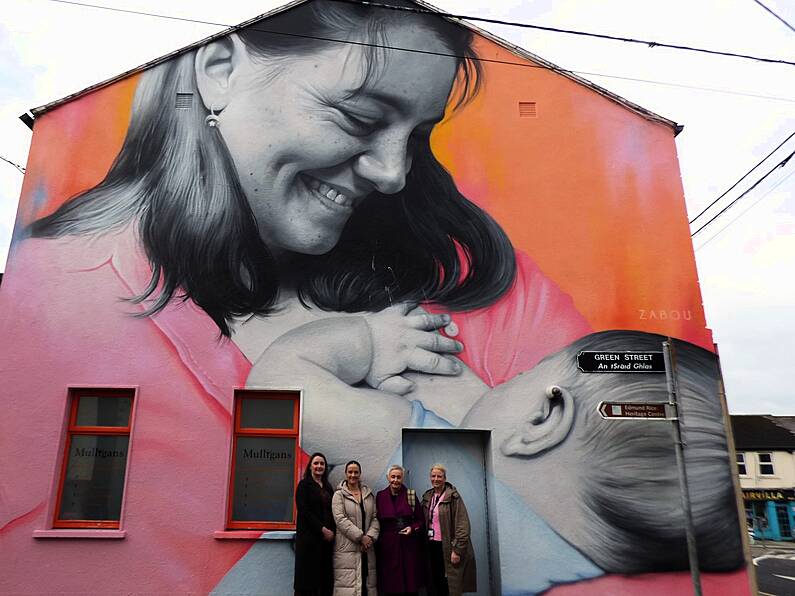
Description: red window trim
xmin=226 ymin=389 xmax=300 ymax=531
xmin=53 ymin=388 xmax=134 ymax=530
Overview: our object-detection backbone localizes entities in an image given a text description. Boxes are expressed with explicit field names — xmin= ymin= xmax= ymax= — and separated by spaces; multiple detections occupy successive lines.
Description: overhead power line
xmin=0 ymin=156 xmax=25 ymax=174
xmin=689 ymin=131 xmax=795 ymax=225
xmin=695 ymin=168 xmax=795 ymax=252
xmin=41 ymin=0 xmax=795 ymax=105
xmin=691 ymin=149 xmax=795 ymax=237
xmin=332 ymin=0 xmax=795 ymax=67
xmin=752 ymin=0 xmax=795 ymax=34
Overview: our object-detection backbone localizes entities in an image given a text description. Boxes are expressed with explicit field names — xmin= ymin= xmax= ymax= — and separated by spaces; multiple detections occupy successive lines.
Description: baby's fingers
xmin=408 ymin=312 xmax=451 ymax=331
xmin=415 ymin=332 xmax=463 ymax=354
xmin=407 ymin=350 xmax=462 ymax=376
xmin=377 ymin=376 xmax=415 ymax=395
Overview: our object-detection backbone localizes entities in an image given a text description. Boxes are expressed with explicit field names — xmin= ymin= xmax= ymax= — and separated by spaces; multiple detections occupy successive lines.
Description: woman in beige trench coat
xmin=421 ymin=464 xmax=476 ymax=596
xmin=332 ymin=461 xmax=380 ymax=596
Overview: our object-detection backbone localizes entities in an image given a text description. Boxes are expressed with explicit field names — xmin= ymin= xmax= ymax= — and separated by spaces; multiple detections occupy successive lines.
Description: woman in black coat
xmin=295 ymin=452 xmax=336 ymax=596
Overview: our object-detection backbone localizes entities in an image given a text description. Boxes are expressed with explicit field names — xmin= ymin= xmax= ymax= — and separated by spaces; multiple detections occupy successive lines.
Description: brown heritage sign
xmin=598 ymin=401 xmax=669 ymax=420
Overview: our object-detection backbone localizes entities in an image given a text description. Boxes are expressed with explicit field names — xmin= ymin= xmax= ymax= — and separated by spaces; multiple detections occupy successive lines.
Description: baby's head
xmin=464 ymin=330 xmax=744 ymax=574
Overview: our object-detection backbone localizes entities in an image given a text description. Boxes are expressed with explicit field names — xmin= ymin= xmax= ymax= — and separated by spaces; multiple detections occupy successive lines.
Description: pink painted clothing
xmin=0 ymin=228 xmax=749 ymax=594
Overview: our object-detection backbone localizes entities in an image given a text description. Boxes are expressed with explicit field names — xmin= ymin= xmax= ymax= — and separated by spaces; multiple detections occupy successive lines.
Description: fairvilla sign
xmin=742 ymin=489 xmax=795 ymax=501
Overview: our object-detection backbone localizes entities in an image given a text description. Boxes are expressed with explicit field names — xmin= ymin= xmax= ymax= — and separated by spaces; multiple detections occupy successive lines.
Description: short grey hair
xmin=429 ymin=463 xmax=447 ymax=477
xmin=542 ymin=331 xmax=743 ymax=573
xmin=387 ymin=464 xmax=405 ymax=475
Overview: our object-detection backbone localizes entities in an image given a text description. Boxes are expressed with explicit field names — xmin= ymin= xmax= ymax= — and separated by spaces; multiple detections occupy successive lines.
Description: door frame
xmin=401 ymin=428 xmax=501 ymax=596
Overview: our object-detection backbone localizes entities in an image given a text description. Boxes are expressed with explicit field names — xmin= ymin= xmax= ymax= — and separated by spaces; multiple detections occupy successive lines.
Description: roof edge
xmin=28 ymin=0 xmax=681 ymax=135
xmin=412 ymin=0 xmax=681 ymax=135
xmin=28 ymin=0 xmax=311 ymax=118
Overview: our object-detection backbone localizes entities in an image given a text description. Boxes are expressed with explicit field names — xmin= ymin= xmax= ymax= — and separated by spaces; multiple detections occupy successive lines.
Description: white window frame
xmin=736 ymin=452 xmax=747 ymax=476
xmin=758 ymin=452 xmax=775 ymax=476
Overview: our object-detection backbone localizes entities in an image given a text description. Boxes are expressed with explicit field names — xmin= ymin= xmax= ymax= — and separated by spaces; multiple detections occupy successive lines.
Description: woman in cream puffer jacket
xmin=331 ymin=461 xmax=380 ymax=596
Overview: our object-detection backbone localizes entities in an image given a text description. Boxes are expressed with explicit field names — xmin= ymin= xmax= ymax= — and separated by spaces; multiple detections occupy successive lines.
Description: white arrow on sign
xmin=773 ymin=574 xmax=795 ymax=582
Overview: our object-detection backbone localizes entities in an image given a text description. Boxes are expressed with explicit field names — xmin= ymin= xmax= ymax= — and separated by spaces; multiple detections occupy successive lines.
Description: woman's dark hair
xmin=344 ymin=460 xmax=362 ymax=473
xmin=29 ymin=0 xmax=515 ymax=336
xmin=303 ymin=452 xmax=333 ymax=493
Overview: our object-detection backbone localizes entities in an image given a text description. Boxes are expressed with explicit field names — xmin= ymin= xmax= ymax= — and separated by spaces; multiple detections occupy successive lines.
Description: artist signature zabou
xmin=638 ymin=309 xmax=693 ymax=321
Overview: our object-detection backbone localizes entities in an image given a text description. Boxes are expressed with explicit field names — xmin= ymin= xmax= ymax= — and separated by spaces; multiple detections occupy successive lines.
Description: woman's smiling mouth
xmin=303 ymin=175 xmax=355 ymax=210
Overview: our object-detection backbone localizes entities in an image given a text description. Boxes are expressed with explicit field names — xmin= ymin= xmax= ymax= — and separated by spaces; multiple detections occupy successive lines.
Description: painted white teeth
xmin=308 ymin=177 xmax=351 ymax=207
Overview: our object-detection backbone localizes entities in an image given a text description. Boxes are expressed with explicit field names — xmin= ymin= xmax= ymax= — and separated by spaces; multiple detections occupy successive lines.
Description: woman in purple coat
xmin=375 ymin=465 xmax=425 ymax=595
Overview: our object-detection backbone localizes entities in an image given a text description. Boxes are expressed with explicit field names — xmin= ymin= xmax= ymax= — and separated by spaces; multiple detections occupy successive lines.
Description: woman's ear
xmin=194 ymin=33 xmax=248 ymax=111
xmin=500 ymin=385 xmax=575 ymax=457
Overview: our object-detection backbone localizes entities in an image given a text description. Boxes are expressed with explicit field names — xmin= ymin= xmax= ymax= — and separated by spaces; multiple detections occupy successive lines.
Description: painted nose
xmin=355 ymin=138 xmax=411 ymax=195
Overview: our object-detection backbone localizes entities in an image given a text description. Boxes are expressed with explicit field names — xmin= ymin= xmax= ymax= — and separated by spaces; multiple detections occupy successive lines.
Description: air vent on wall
xmin=519 ymin=101 xmax=537 ymax=118
xmin=175 ymin=92 xmax=194 ymax=109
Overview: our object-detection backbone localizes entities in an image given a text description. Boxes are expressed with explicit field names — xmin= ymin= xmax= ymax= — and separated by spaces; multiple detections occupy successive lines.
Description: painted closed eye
xmin=337 ymin=108 xmax=382 ymax=137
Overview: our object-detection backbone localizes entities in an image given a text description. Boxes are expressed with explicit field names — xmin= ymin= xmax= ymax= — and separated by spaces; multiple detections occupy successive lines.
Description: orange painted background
xmin=17 ymin=35 xmax=711 ymax=350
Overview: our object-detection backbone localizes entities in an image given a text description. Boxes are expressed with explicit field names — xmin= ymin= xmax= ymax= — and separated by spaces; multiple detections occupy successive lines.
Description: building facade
xmin=732 ymin=415 xmax=795 ymax=541
xmin=0 ymin=1 xmax=750 ymax=594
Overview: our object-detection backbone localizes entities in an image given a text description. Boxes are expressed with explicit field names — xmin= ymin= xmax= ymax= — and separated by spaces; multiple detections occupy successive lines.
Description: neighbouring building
xmin=732 ymin=415 xmax=795 ymax=541
xmin=0 ymin=1 xmax=751 ymax=594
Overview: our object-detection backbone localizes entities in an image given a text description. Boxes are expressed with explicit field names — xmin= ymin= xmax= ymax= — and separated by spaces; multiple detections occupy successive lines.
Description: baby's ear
xmin=500 ymin=385 xmax=574 ymax=457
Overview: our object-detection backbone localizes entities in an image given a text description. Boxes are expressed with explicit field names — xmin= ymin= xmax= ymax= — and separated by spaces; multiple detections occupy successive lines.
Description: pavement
xmin=752 ymin=540 xmax=795 ymax=554
xmin=751 ymin=541 xmax=795 ymax=596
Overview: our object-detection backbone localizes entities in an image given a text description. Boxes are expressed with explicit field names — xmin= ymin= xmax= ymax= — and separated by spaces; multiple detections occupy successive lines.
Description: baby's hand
xmin=364 ymin=303 xmax=463 ymax=395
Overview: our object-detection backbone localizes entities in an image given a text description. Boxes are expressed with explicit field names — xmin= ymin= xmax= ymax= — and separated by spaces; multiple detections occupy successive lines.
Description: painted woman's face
xmin=217 ymin=26 xmax=458 ymax=255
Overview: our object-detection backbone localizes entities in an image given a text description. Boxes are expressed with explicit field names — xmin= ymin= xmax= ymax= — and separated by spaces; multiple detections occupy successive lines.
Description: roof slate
xmin=731 ymin=415 xmax=795 ymax=451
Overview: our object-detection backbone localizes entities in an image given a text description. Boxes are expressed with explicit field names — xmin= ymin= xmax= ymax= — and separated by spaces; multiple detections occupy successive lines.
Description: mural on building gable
xmin=0 ymin=0 xmax=748 ymax=594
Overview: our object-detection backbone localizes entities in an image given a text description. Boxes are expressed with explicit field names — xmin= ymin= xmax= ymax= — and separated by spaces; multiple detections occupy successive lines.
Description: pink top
xmin=429 ymin=492 xmax=443 ymax=542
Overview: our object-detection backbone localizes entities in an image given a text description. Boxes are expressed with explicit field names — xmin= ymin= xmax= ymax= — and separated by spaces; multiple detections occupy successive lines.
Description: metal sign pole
xmin=663 ymin=339 xmax=703 ymax=596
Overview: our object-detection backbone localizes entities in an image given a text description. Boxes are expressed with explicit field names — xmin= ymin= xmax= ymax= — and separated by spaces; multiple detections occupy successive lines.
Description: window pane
xmin=75 ymin=396 xmax=132 ymax=427
xmin=239 ymin=398 xmax=294 ymax=429
xmin=59 ymin=434 xmax=129 ymax=521
xmin=232 ymin=436 xmax=296 ymax=522
xmin=759 ymin=453 xmax=772 ymax=463
xmin=736 ymin=454 xmax=746 ymax=474
xmin=761 ymin=464 xmax=775 ymax=475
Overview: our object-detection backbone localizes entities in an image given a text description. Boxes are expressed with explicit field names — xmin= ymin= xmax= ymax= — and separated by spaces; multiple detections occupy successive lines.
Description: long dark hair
xmin=29 ymin=0 xmax=515 ymax=336
xmin=303 ymin=452 xmax=333 ymax=493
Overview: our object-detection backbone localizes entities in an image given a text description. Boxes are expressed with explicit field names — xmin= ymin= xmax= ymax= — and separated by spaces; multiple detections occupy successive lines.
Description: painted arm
xmin=248 ymin=329 xmax=413 ymax=481
xmin=248 ymin=305 xmax=463 ymax=394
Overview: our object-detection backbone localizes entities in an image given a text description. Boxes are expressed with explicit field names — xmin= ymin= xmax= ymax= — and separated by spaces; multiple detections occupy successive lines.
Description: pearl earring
xmin=205 ymin=105 xmax=220 ymax=128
